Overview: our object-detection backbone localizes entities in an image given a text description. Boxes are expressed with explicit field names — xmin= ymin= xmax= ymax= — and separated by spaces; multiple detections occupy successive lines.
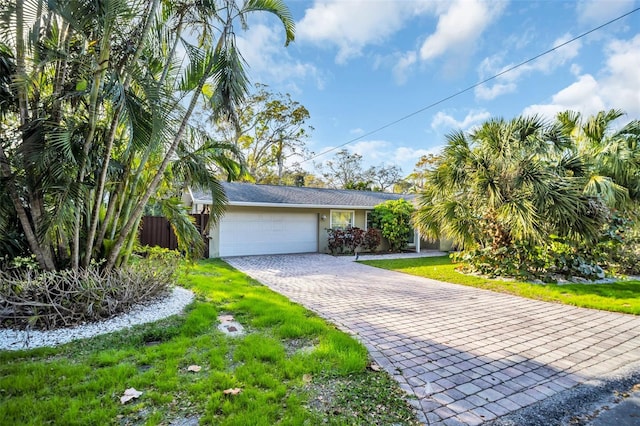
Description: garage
xmin=218 ymin=211 xmax=318 ymax=257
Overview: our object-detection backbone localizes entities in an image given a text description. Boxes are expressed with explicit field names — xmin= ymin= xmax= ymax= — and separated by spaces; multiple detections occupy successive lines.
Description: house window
xmin=330 ymin=210 xmax=354 ymax=229
xmin=406 ymin=230 xmax=416 ymax=247
xmin=365 ymin=211 xmax=374 ymax=230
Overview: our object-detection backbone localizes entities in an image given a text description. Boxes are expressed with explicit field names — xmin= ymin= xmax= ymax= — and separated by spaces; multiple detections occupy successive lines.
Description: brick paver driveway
xmin=225 ymin=254 xmax=640 ymax=425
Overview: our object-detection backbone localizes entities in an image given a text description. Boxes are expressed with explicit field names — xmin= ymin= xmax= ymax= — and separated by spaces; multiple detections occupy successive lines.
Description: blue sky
xmin=235 ymin=0 xmax=640 ymax=176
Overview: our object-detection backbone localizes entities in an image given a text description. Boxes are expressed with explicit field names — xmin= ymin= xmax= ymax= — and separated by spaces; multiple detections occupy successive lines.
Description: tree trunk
xmin=0 ymin=149 xmax=55 ymax=271
xmin=72 ymin=31 xmax=112 ymax=270
xmin=104 ymin=61 xmax=214 ymax=270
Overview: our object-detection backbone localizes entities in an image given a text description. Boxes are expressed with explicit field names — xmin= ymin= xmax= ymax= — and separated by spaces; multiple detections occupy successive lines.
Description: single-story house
xmin=184 ymin=182 xmax=442 ymax=258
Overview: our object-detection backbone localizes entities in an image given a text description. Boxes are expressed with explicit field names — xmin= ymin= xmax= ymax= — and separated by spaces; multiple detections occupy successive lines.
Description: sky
xmin=234 ymin=0 xmax=640 ymax=176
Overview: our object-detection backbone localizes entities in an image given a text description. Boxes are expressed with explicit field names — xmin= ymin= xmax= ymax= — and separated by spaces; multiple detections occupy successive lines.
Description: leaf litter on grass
xmin=304 ymin=370 xmax=420 ymax=425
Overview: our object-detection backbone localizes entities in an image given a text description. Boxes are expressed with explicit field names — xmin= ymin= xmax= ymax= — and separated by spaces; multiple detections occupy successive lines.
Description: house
xmin=185 ymin=182 xmax=440 ymax=258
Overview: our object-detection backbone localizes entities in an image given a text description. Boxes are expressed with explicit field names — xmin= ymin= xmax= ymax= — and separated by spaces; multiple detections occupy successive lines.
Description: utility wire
xmin=301 ymin=6 xmax=640 ymax=164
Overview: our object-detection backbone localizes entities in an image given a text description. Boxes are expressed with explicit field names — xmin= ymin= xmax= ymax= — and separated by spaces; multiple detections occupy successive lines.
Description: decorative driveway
xmin=225 ymin=254 xmax=640 ymax=425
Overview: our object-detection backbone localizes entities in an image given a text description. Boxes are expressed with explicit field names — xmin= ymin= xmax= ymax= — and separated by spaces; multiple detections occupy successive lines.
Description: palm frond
xmin=241 ymin=0 xmax=295 ymax=46
xmin=584 ymin=174 xmax=629 ymax=207
xmin=208 ymin=33 xmax=249 ymax=125
xmin=158 ymin=196 xmax=205 ymax=259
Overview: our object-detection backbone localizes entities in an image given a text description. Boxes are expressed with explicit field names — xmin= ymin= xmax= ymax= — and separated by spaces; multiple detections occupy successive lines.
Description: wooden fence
xmin=139 ymin=214 xmax=209 ymax=258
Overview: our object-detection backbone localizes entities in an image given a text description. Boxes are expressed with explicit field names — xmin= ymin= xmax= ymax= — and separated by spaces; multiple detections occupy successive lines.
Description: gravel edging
xmin=0 ymin=286 xmax=195 ymax=351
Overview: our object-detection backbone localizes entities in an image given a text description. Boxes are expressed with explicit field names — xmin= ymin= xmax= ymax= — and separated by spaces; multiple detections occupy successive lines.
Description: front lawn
xmin=0 ymin=260 xmax=419 ymax=425
xmin=361 ymin=256 xmax=640 ymax=315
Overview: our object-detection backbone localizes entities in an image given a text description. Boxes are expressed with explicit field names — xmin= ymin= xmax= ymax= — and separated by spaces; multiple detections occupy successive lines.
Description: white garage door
xmin=219 ymin=212 xmax=318 ymax=256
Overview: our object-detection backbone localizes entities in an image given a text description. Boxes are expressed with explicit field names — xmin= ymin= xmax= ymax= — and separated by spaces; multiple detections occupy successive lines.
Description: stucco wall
xmin=204 ymin=204 xmax=432 ymax=257
xmin=208 ymin=205 xmax=376 ymax=257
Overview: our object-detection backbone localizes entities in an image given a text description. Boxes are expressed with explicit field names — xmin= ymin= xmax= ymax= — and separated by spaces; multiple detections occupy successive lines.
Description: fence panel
xmin=140 ymin=215 xmax=209 ymax=258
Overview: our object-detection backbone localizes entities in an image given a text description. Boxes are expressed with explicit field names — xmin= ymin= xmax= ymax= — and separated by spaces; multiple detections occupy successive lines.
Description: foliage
xmin=363 ymin=228 xmax=382 ymax=252
xmin=0 ymin=259 xmax=419 ymax=424
xmin=362 ymin=255 xmax=640 ymax=315
xmin=0 ymin=247 xmax=180 ymax=329
xmin=326 ymin=227 xmax=381 ymax=255
xmin=589 ymin=214 xmax=640 ymax=275
xmin=327 ymin=227 xmax=361 ymax=254
xmin=449 ymin=211 xmax=640 ymax=281
xmin=1 ymin=254 xmax=39 ymax=271
xmin=452 ymin=240 xmax=606 ymax=282
xmin=0 ymin=0 xmax=294 ymax=271
xmin=415 ymin=111 xmax=640 ymax=278
xmin=212 ymin=84 xmax=314 ymax=184
xmin=370 ymin=199 xmax=415 ymax=252
xmin=404 ymin=153 xmax=441 ymax=193
xmin=368 ymin=164 xmax=403 ymax=192
xmin=415 ymin=115 xmax=609 ymax=250
xmin=316 ymin=149 xmax=402 ymax=191
xmin=318 ymin=149 xmax=371 ymax=189
xmin=557 ymin=110 xmax=640 ymax=210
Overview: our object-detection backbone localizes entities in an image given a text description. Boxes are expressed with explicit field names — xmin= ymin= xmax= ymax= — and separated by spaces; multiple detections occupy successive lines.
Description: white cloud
xmin=394 ymin=146 xmax=442 ymax=167
xmin=602 ymin=35 xmax=640 ymax=116
xmin=322 ymin=141 xmax=443 ymax=175
xmin=350 ymin=140 xmax=390 ymax=162
xmin=297 ymin=1 xmax=422 ymax=64
xmin=419 ymin=0 xmax=507 ymax=62
xmin=236 ymin=23 xmax=324 ymax=89
xmin=298 ymin=0 xmax=505 ymax=80
xmin=570 ymin=63 xmax=582 ymax=76
xmin=577 ymin=0 xmax=637 ymax=25
xmin=475 ymin=33 xmax=583 ymax=100
xmin=392 ymin=51 xmax=417 ymax=85
xmin=524 ymin=74 xmax=606 ymax=118
xmin=523 ymin=34 xmax=640 ymax=120
xmin=474 ymin=82 xmax=517 ymax=101
xmin=431 ymin=110 xmax=492 ymax=131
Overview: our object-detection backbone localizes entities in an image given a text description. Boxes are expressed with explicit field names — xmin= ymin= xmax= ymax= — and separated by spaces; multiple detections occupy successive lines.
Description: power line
xmin=301 ymin=6 xmax=640 ymax=164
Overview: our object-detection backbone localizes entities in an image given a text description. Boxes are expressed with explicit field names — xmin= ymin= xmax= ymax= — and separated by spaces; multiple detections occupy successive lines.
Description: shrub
xmin=327 ymin=227 xmax=375 ymax=255
xmin=453 ymin=238 xmax=607 ymax=282
xmin=327 ymin=228 xmax=347 ymax=255
xmin=589 ymin=214 xmax=640 ymax=275
xmin=0 ymin=248 xmax=181 ymax=330
xmin=370 ymin=199 xmax=414 ymax=252
xmin=363 ymin=228 xmax=382 ymax=252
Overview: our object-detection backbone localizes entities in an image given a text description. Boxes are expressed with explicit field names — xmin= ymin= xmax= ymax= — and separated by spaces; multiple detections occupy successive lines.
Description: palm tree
xmin=0 ymin=0 xmax=295 ymax=271
xmin=557 ymin=109 xmax=640 ymax=212
xmin=415 ymin=115 xmax=607 ymax=250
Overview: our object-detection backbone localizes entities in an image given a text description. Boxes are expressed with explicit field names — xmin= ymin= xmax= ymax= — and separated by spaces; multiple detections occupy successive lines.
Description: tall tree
xmin=212 ymin=83 xmax=313 ymax=184
xmin=317 ymin=149 xmax=370 ymax=189
xmin=415 ymin=115 xmax=608 ymax=249
xmin=0 ymin=0 xmax=295 ymax=271
xmin=367 ymin=164 xmax=402 ymax=192
xmin=317 ymin=149 xmax=403 ymax=191
xmin=557 ymin=109 xmax=640 ymax=212
xmin=403 ymin=153 xmax=441 ymax=193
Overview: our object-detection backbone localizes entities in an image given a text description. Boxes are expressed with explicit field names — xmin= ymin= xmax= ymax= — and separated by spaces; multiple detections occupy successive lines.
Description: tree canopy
xmin=0 ymin=0 xmax=295 ymax=271
xmin=414 ymin=110 xmax=640 ymax=279
xmin=212 ymin=83 xmax=313 ymax=184
xmin=317 ymin=149 xmax=402 ymax=191
xmin=414 ymin=114 xmax=623 ymax=249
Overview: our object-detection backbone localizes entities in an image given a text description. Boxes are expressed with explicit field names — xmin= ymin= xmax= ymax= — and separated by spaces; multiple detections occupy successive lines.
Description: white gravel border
xmin=0 ymin=286 xmax=195 ymax=351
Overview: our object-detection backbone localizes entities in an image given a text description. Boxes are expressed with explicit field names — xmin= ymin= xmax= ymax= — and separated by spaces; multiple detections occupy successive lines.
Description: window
xmin=365 ymin=211 xmax=374 ymax=230
xmin=330 ymin=210 xmax=354 ymax=229
xmin=406 ymin=230 xmax=416 ymax=247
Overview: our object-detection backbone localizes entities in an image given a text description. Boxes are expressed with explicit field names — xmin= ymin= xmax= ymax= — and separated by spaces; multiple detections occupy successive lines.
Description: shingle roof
xmin=190 ymin=182 xmax=413 ymax=208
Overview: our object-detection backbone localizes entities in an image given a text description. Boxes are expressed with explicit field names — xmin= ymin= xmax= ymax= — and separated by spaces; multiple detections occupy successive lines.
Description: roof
xmin=189 ymin=182 xmax=413 ymax=209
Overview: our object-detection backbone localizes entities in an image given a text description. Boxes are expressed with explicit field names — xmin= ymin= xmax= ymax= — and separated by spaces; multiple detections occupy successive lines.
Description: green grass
xmin=0 ymin=259 xmax=419 ymax=425
xmin=361 ymin=255 xmax=640 ymax=315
